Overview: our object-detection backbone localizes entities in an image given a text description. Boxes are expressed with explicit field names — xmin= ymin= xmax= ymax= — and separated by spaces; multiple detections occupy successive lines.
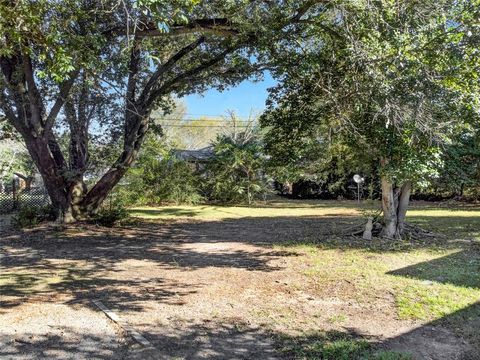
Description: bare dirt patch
xmin=1 ymin=208 xmax=477 ymax=359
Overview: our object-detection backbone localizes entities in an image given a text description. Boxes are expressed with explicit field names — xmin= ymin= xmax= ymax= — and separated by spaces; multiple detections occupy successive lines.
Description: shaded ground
xmin=0 ymin=199 xmax=479 ymax=359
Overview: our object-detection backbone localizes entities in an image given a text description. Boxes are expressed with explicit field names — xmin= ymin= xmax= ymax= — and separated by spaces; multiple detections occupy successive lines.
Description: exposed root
xmin=342 ymin=221 xmax=443 ymax=240
xmin=402 ymin=223 xmax=444 ymax=239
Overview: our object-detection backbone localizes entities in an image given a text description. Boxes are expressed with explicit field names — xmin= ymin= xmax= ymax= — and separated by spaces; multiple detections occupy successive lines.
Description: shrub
xmin=12 ymin=205 xmax=56 ymax=228
xmin=204 ymin=135 xmax=271 ymax=205
xmin=92 ymin=206 xmax=129 ymax=227
xmin=118 ymin=137 xmax=203 ymax=205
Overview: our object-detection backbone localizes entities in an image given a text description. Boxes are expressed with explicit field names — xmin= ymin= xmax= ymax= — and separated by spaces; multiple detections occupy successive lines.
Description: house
xmin=173 ymin=146 xmax=215 ymax=171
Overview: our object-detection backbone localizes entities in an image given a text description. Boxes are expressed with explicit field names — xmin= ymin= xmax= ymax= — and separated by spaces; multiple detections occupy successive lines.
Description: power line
xmin=154 ymin=117 xmax=256 ymax=123
xmin=157 ymin=119 xmax=234 ymax=123
xmin=183 ymin=112 xmax=261 ymax=117
xmin=160 ymin=124 xmax=249 ymax=128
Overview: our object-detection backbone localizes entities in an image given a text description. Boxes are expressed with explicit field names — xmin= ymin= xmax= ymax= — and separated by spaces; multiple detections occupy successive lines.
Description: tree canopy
xmin=0 ymin=0 xmax=320 ymax=221
xmin=261 ymin=0 xmax=480 ymax=238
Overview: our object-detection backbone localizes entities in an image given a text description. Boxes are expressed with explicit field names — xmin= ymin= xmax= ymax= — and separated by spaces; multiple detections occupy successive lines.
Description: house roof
xmin=173 ymin=146 xmax=215 ymax=162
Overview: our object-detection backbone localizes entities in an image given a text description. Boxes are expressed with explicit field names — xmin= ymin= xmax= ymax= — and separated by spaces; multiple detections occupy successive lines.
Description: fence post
xmin=12 ymin=178 xmax=17 ymax=210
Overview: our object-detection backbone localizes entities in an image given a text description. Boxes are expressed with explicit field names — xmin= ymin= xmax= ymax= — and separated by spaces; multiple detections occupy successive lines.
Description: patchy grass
xmin=293 ymin=246 xmax=480 ymax=325
xmin=276 ymin=331 xmax=413 ymax=360
xmin=130 ymin=199 xmax=480 ymax=340
xmin=2 ymin=198 xmax=479 ymax=359
xmin=327 ymin=313 xmax=347 ymax=324
xmin=129 ymin=201 xmax=360 ymax=220
xmin=130 ymin=200 xmax=480 ymax=321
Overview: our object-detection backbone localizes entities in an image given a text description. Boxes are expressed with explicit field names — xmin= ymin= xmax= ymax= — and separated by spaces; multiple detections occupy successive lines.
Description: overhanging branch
xmin=144 ymin=45 xmax=238 ymax=110
xmin=106 ymin=18 xmax=240 ymax=38
xmin=44 ymin=70 xmax=80 ymax=134
xmin=138 ymin=36 xmax=206 ymax=105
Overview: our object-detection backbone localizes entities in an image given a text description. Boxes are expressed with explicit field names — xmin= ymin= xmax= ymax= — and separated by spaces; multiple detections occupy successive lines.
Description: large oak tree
xmin=261 ymin=0 xmax=480 ymax=238
xmin=0 ymin=0 xmax=321 ymax=221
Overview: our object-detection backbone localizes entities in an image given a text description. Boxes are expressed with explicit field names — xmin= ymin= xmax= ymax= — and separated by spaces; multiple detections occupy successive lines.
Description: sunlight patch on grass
xmin=285 ymin=246 xmax=480 ymax=325
xmin=0 ymin=265 xmax=91 ymax=296
xmin=0 ymin=271 xmax=67 ymax=294
xmin=395 ymin=284 xmax=478 ymax=320
xmin=129 ymin=203 xmax=359 ymax=220
xmin=407 ymin=209 xmax=480 ymax=217
xmin=276 ymin=330 xmax=413 ymax=360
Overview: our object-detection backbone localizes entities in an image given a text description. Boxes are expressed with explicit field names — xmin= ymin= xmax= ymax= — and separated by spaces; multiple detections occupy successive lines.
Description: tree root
xmin=402 ymin=223 xmax=444 ymax=239
xmin=343 ymin=221 xmax=443 ymax=240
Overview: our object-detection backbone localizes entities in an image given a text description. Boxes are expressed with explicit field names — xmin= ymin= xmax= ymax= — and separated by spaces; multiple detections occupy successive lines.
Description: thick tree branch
xmin=0 ymin=77 xmax=30 ymax=137
xmin=145 ymin=45 xmax=239 ymax=109
xmin=23 ymin=53 xmax=44 ymax=133
xmin=0 ymin=53 xmax=30 ymax=125
xmin=124 ymin=39 xmax=143 ymax=134
xmin=44 ymin=70 xmax=80 ymax=134
xmin=106 ymin=18 xmax=239 ymax=38
xmin=0 ymin=88 xmax=19 ymax=126
xmin=13 ymin=172 xmax=32 ymax=181
xmin=47 ymin=132 xmax=67 ymax=170
xmin=138 ymin=36 xmax=206 ymax=105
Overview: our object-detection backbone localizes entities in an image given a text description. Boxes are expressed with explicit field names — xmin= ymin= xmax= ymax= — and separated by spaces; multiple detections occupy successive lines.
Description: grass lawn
xmin=129 ymin=199 xmax=480 ymax=359
xmin=1 ymin=198 xmax=479 ymax=359
xmin=129 ymin=199 xmax=361 ymax=220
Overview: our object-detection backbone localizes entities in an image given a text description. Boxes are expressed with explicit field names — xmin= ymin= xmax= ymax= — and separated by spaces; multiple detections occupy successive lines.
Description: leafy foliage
xmin=204 ymin=134 xmax=270 ymax=204
xmin=1 ymin=0 xmax=318 ymax=219
xmin=118 ymin=136 xmax=202 ymax=205
xmin=91 ymin=206 xmax=129 ymax=227
xmin=12 ymin=205 xmax=56 ymax=228
xmin=260 ymin=0 xmax=479 ymax=237
xmin=263 ymin=0 xmax=479 ymax=189
xmin=439 ymin=127 xmax=480 ymax=198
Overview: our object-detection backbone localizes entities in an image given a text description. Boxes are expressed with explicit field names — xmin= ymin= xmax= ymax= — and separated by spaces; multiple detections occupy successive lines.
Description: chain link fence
xmin=0 ymin=176 xmax=50 ymax=215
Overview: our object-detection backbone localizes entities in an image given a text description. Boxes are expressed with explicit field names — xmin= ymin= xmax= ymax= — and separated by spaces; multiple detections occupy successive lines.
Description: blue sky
xmin=182 ymin=72 xmax=276 ymax=119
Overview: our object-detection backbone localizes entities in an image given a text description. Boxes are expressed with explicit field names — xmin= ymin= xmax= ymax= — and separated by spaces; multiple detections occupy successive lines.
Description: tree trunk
xmin=22 ymin=135 xmax=70 ymax=219
xmin=379 ymin=175 xmax=412 ymax=239
xmin=380 ymin=174 xmax=398 ymax=238
xmin=396 ymin=181 xmax=411 ymax=236
xmin=81 ymin=112 xmax=149 ymax=214
xmin=379 ymin=159 xmax=412 ymax=239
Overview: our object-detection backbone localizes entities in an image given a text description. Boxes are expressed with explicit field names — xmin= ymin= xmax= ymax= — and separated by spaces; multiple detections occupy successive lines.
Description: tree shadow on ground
xmin=0 ymin=330 xmax=128 ymax=360
xmin=274 ymin=299 xmax=480 ymax=360
xmin=0 ymin=217 xmax=307 ymax=313
xmin=387 ymin=249 xmax=480 ymax=288
xmin=0 ymin=211 xmax=479 ymax=359
xmin=2 ymin=306 xmax=477 ymax=360
xmin=383 ymin=252 xmax=480 ymax=359
xmin=0 ymin=219 xmax=479 ymax=359
xmin=379 ymin=302 xmax=480 ymax=360
xmin=129 ymin=207 xmax=201 ymax=218
xmin=1 ymin=212 xmax=478 ymax=313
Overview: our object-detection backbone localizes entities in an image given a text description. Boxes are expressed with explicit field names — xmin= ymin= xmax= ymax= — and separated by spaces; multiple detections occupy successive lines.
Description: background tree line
xmin=1 ymin=0 xmax=479 ymax=238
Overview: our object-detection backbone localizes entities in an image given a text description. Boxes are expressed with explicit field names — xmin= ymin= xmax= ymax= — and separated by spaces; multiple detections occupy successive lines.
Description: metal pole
xmin=12 ymin=178 xmax=16 ymax=210
xmin=357 ymin=182 xmax=360 ymax=203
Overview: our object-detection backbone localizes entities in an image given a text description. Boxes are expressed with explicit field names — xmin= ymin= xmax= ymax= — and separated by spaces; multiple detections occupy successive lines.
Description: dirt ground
xmin=0 ymin=205 xmax=478 ymax=360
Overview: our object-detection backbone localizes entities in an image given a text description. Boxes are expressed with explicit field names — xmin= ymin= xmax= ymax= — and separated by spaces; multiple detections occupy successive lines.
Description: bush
xmin=118 ymin=137 xmax=203 ymax=205
xmin=12 ymin=205 xmax=56 ymax=228
xmin=204 ymin=135 xmax=271 ymax=204
xmin=92 ymin=206 xmax=129 ymax=227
